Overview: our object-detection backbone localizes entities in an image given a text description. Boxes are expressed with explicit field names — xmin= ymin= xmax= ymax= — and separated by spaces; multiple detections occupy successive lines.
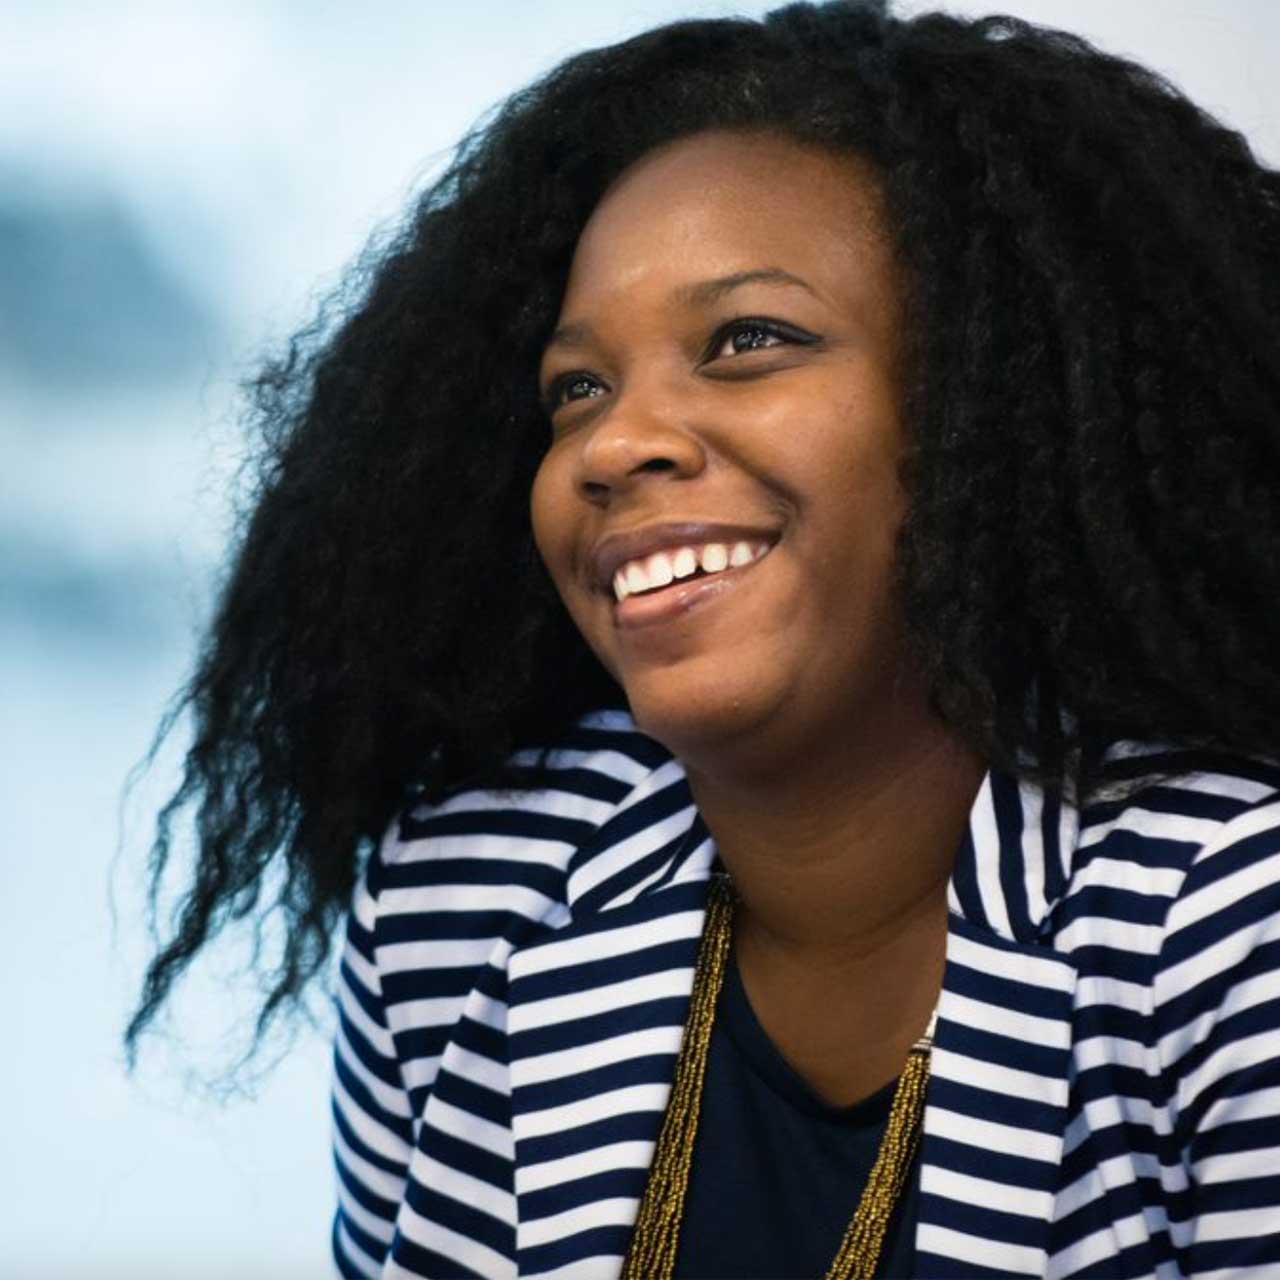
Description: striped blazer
xmin=331 ymin=710 xmax=1280 ymax=1279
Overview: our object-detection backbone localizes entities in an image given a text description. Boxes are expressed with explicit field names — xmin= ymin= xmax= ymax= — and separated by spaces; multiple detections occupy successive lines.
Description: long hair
xmin=126 ymin=1 xmax=1280 ymax=1061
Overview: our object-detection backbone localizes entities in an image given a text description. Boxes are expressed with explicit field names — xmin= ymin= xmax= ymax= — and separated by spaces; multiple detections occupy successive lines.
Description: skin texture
xmin=532 ymin=131 xmax=985 ymax=1104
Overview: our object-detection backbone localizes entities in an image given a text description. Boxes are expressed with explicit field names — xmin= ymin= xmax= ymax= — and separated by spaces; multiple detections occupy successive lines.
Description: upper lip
xmin=590 ymin=520 xmax=782 ymax=591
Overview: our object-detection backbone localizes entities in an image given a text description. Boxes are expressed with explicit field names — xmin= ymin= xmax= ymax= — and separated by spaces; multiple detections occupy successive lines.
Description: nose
xmin=575 ymin=387 xmax=706 ymax=504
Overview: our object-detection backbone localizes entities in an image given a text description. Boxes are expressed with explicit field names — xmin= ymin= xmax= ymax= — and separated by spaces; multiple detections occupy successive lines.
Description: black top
xmin=672 ymin=941 xmax=920 ymax=1280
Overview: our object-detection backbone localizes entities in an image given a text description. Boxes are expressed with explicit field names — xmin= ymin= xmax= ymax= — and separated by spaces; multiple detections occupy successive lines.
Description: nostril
xmin=637 ymin=457 xmax=677 ymax=474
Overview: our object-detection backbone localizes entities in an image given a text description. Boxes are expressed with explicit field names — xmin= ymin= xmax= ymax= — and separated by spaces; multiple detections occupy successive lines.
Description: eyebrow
xmin=674 ymin=267 xmax=817 ymax=308
xmin=543 ymin=267 xmax=817 ymax=352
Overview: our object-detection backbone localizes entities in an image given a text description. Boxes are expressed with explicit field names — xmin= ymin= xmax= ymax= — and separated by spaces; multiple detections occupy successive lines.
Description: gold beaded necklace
xmin=621 ymin=874 xmax=935 ymax=1280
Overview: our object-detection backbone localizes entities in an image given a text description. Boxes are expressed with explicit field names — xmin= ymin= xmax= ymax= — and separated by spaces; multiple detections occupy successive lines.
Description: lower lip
xmin=612 ymin=554 xmax=770 ymax=630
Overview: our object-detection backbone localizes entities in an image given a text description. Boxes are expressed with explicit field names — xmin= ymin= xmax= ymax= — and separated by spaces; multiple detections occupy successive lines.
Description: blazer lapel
xmin=915 ymin=766 xmax=1081 ymax=1278
xmin=506 ymin=810 xmax=715 ymax=1279
xmin=499 ymin=761 xmax=1081 ymax=1278
xmin=916 ymin=918 xmax=1077 ymax=1277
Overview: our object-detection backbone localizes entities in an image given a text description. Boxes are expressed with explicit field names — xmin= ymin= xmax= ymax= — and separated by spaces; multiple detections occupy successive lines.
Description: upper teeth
xmin=612 ymin=541 xmax=769 ymax=601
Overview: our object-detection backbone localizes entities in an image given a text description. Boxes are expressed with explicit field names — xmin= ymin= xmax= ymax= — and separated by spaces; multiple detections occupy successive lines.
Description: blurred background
xmin=3 ymin=1 xmax=1276 ymax=1275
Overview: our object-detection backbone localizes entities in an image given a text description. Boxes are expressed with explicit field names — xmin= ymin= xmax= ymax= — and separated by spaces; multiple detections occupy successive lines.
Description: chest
xmin=732 ymin=922 xmax=946 ymax=1108
xmin=672 ymin=965 xmax=919 ymax=1279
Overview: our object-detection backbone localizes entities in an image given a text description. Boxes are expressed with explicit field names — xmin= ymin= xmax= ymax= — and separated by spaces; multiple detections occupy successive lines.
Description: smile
xmin=612 ymin=540 xmax=772 ymax=602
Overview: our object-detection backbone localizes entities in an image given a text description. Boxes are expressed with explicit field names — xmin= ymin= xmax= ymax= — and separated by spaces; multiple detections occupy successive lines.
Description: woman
xmin=127 ymin=2 xmax=1280 ymax=1277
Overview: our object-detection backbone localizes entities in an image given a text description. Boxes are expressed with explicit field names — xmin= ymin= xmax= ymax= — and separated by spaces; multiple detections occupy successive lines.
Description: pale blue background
xmin=3 ymin=2 xmax=1276 ymax=1276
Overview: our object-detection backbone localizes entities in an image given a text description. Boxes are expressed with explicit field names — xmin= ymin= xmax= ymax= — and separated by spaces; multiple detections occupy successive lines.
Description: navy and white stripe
xmin=332 ymin=710 xmax=1280 ymax=1278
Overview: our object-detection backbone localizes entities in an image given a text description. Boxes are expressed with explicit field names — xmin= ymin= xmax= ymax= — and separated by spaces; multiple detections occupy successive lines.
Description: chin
xmin=624 ymin=679 xmax=781 ymax=771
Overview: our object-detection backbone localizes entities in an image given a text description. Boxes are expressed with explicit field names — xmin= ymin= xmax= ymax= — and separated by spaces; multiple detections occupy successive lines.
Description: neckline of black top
xmin=722 ymin=937 xmax=901 ymax=1125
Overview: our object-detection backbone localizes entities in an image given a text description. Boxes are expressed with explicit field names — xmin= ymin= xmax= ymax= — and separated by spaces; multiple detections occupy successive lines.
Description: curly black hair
xmin=125 ymin=0 xmax=1280 ymax=1062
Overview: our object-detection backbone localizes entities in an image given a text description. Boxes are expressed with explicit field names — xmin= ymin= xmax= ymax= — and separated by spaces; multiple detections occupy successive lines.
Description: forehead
xmin=559 ymin=130 xmax=894 ymax=316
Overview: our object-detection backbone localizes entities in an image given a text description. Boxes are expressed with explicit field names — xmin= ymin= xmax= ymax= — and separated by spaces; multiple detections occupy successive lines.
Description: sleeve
xmin=1154 ymin=792 xmax=1280 ymax=1277
xmin=331 ymin=836 xmax=415 ymax=1279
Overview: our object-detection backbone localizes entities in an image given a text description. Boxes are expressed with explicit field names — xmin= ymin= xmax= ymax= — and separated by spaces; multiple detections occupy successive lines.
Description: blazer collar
xmin=947 ymin=761 xmax=1081 ymax=943
xmin=502 ymin=756 xmax=1082 ymax=1277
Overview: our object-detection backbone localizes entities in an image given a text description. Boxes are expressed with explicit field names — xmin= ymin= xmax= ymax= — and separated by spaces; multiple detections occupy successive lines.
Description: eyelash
xmin=541 ymin=316 xmax=818 ymax=414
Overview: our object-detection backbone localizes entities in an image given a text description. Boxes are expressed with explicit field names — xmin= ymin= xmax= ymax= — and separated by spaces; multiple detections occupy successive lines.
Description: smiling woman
xmin=127 ymin=2 xmax=1280 ymax=1278
xmin=532 ymin=134 xmax=922 ymax=784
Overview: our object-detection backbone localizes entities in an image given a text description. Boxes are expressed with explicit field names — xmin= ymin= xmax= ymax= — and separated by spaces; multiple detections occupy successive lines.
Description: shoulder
xmin=368 ymin=708 xmax=684 ymax=935
xmin=1100 ymin=751 xmax=1280 ymax=1183
xmin=1064 ymin=744 xmax=1280 ymax=902
xmin=1034 ymin=749 xmax=1280 ymax=1280
xmin=1077 ymin=741 xmax=1280 ymax=857
xmin=1045 ymin=745 xmax=1280 ymax=978
xmin=1057 ymin=741 xmax=1280 ymax=1021
xmin=1137 ymin=752 xmax=1280 ymax=1052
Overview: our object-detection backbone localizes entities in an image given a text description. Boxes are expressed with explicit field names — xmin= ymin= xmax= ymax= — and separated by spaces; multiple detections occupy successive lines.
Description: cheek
xmin=529 ymin=455 xmax=567 ymax=580
xmin=530 ymin=448 xmax=598 ymax=631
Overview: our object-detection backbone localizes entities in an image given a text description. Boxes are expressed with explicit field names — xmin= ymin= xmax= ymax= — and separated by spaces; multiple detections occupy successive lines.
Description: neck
xmin=683 ymin=716 xmax=983 ymax=1105
xmin=686 ymin=720 xmax=984 ymax=962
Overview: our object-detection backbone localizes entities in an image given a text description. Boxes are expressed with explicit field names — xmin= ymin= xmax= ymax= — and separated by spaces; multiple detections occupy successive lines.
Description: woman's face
xmin=531 ymin=130 xmax=922 ymax=773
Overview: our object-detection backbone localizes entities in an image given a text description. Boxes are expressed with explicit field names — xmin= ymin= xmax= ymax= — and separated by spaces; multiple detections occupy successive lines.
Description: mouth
xmin=587 ymin=520 xmax=783 ymax=632
xmin=608 ymin=537 xmax=777 ymax=630
xmin=610 ymin=538 xmax=773 ymax=603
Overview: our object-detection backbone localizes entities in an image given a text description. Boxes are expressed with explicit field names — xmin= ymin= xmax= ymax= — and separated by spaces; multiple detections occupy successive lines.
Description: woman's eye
xmin=706 ymin=318 xmax=816 ymax=362
xmin=720 ymin=323 xmax=783 ymax=356
xmin=544 ymin=373 xmax=606 ymax=412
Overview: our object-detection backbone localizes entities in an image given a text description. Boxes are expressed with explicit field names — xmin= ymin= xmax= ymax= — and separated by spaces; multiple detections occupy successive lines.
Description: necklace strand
xmin=621 ymin=874 xmax=933 ymax=1280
